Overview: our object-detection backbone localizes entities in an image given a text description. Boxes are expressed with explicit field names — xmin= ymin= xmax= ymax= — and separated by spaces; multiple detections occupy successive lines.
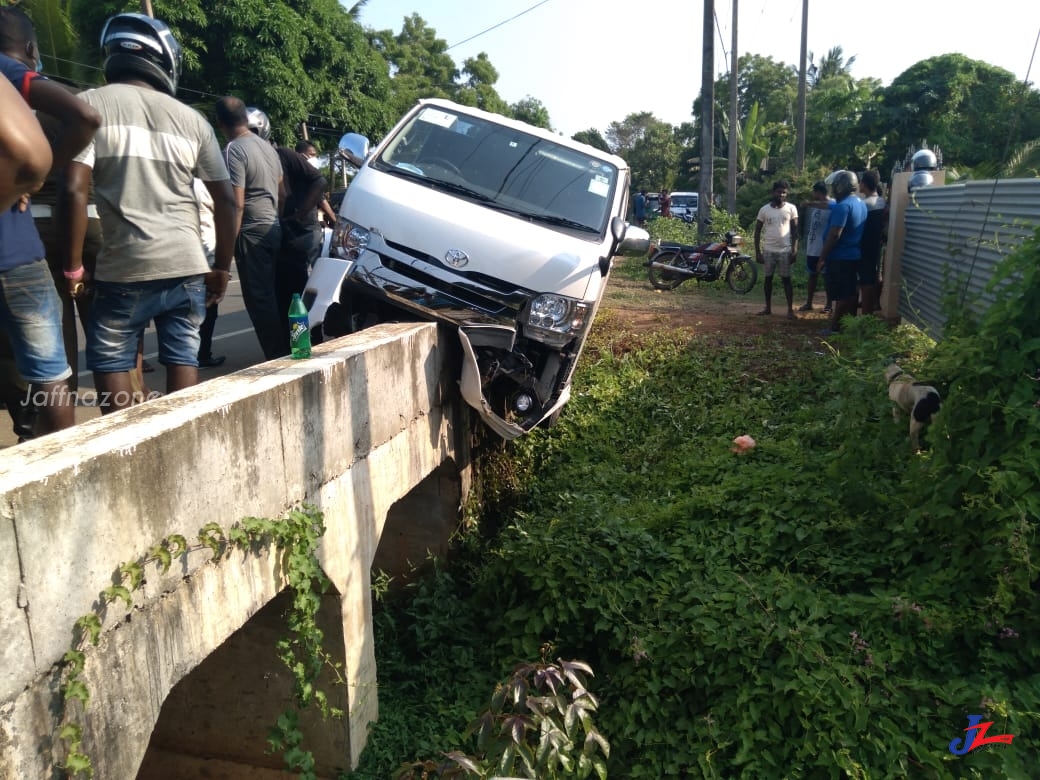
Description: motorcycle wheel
xmin=647 ymin=251 xmax=686 ymax=291
xmin=725 ymin=254 xmax=758 ymax=294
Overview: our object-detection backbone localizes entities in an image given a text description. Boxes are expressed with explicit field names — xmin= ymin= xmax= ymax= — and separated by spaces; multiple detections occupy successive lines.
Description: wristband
xmin=63 ymin=266 xmax=85 ymax=281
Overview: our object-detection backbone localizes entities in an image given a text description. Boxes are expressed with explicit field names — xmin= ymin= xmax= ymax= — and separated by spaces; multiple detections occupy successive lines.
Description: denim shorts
xmin=0 ymin=259 xmax=72 ymax=383
xmin=87 ymin=276 xmax=206 ymax=373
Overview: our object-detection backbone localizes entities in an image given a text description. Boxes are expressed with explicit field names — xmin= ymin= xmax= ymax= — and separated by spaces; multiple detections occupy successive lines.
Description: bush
xmin=354 ymin=228 xmax=1040 ymax=778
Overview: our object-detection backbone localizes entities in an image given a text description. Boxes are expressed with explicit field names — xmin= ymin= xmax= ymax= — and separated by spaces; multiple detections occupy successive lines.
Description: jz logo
xmin=948 ymin=715 xmax=1014 ymax=755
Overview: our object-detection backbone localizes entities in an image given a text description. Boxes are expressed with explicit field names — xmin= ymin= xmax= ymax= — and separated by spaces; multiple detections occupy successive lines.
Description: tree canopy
xmin=24 ymin=3 xmax=1040 ymax=202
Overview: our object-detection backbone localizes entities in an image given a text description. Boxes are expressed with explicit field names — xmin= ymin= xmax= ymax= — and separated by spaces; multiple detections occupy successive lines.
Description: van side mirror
xmin=338 ymin=132 xmax=371 ymax=168
xmin=601 ymin=218 xmax=650 ymax=276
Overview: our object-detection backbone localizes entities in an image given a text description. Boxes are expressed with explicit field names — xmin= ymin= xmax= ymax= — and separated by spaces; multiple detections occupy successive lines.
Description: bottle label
xmin=290 ymin=319 xmax=309 ymax=344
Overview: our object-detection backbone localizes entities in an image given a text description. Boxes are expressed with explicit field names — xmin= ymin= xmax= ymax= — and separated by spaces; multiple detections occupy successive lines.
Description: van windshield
xmin=374 ymin=105 xmax=618 ymax=234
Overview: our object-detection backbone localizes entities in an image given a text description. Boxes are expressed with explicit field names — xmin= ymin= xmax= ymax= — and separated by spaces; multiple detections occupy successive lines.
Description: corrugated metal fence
xmin=899 ymin=178 xmax=1040 ymax=338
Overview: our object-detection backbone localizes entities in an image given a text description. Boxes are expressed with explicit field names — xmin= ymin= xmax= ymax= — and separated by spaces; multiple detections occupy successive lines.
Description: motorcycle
xmin=645 ymin=230 xmax=758 ymax=294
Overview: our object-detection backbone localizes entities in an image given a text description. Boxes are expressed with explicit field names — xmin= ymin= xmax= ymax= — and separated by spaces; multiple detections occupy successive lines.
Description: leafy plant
xmin=395 ymin=644 xmax=608 ymax=780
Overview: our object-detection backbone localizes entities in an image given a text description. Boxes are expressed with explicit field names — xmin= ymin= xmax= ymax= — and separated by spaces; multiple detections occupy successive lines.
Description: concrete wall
xmin=0 ymin=322 xmax=471 ymax=778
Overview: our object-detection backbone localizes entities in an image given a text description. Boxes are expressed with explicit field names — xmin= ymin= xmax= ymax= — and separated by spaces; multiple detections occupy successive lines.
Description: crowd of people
xmin=753 ymin=171 xmax=888 ymax=333
xmin=0 ymin=9 xmax=335 ymax=444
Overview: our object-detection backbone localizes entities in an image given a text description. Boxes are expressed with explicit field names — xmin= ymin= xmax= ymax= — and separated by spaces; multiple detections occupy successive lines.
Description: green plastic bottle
xmin=288 ymin=293 xmax=311 ymax=359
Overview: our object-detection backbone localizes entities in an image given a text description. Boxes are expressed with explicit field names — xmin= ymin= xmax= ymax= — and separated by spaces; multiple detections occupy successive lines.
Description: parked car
xmin=669 ymin=191 xmax=699 ymax=220
xmin=305 ymin=99 xmax=650 ymax=438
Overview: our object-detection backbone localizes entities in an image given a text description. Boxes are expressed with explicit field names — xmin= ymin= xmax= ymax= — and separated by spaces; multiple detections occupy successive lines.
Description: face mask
xmin=307 ymin=156 xmax=321 ymax=170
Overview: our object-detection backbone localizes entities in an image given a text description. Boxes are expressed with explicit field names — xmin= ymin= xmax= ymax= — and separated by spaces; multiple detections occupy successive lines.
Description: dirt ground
xmin=600 ymin=257 xmax=834 ymax=342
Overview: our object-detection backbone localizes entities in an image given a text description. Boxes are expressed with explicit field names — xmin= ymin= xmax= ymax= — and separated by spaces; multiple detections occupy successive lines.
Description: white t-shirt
xmin=756 ymin=201 xmax=799 ymax=252
xmin=804 ymin=200 xmax=834 ymax=258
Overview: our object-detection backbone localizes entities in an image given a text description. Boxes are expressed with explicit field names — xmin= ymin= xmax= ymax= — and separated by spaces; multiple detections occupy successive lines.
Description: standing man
xmin=799 ymin=181 xmax=833 ymax=313
xmin=754 ymin=180 xmax=799 ymax=319
xmin=0 ymin=5 xmax=99 ymax=435
xmin=633 ymin=189 xmax=647 ymax=226
xmin=659 ymin=188 xmax=671 ymax=219
xmin=60 ymin=13 xmax=238 ymax=414
xmin=857 ymin=170 xmax=888 ymax=316
xmin=276 ymin=139 xmax=326 ymax=331
xmin=214 ymin=98 xmax=285 ymax=360
xmin=817 ymin=171 xmax=867 ymax=335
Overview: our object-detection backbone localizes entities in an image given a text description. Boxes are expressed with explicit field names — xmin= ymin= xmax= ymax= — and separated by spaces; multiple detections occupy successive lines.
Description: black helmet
xmin=101 ymin=13 xmax=182 ymax=96
xmin=246 ymin=107 xmax=271 ymax=141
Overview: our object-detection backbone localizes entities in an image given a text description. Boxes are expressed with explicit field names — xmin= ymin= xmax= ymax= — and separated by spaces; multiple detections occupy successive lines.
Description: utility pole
xmin=727 ymin=0 xmax=738 ymax=212
xmin=698 ymin=0 xmax=714 ymax=235
xmin=795 ymin=0 xmax=809 ymax=171
xmin=140 ymin=0 xmax=154 ymax=16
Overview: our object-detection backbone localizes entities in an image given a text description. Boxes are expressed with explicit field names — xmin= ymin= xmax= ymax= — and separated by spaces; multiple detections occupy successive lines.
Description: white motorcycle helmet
xmin=100 ymin=12 xmax=182 ymax=96
xmin=911 ymin=149 xmax=937 ymax=171
xmin=246 ymin=107 xmax=271 ymax=141
xmin=825 ymin=170 xmax=859 ymax=200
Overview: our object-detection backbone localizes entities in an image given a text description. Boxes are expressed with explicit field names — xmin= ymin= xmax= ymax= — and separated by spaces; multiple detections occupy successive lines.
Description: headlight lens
xmin=329 ymin=220 xmax=370 ymax=260
xmin=523 ymin=294 xmax=588 ymax=340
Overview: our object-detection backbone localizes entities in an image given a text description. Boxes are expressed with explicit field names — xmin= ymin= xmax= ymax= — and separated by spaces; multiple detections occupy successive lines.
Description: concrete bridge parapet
xmin=0 ymin=322 xmax=471 ymax=778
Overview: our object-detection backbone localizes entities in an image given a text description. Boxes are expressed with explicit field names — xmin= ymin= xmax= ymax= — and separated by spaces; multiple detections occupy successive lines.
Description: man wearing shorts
xmin=817 ymin=171 xmax=867 ymax=335
xmin=0 ymin=6 xmax=100 ymax=436
xmin=799 ymin=181 xmax=833 ymax=313
xmin=60 ymin=13 xmax=237 ymax=414
xmin=754 ymin=180 xmax=799 ymax=319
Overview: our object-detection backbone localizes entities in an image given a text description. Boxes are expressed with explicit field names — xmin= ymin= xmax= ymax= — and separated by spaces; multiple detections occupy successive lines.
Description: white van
xmin=669 ymin=191 xmax=699 ymax=220
xmin=305 ymin=99 xmax=650 ymax=438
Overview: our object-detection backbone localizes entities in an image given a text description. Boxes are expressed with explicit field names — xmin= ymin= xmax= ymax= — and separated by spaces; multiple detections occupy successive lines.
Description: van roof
xmin=416 ymin=98 xmax=630 ymax=172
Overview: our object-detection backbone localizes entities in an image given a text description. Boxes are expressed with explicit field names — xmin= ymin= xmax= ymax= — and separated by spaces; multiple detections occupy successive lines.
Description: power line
xmin=446 ymin=0 xmax=553 ymax=51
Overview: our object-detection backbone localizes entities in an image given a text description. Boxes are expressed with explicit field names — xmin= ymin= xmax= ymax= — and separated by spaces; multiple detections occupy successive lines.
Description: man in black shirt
xmin=276 ymin=140 xmax=326 ymax=326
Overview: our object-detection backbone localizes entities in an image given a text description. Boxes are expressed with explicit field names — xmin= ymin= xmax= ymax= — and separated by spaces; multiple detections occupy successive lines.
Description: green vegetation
xmin=59 ymin=506 xmax=341 ymax=779
xmin=353 ymin=228 xmax=1040 ymax=777
xmin=21 ymin=2 xmax=1040 ymax=179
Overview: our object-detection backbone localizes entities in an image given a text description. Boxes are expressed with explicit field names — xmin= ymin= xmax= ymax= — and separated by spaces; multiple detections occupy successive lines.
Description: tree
xmin=456 ymin=53 xmax=509 ymax=115
xmin=698 ymin=53 xmax=798 ymax=130
xmin=572 ymin=128 xmax=609 ymax=152
xmin=805 ymin=73 xmax=883 ymax=170
xmin=371 ymin=13 xmax=458 ymax=118
xmin=509 ymin=96 xmax=551 ymax=130
xmin=864 ymin=54 xmax=1040 ymax=173
xmin=809 ymin=46 xmax=857 ymax=84
xmin=23 ymin=0 xmax=90 ymax=84
xmin=72 ymin=0 xmax=395 ymax=144
xmin=607 ymin=115 xmax=682 ymax=191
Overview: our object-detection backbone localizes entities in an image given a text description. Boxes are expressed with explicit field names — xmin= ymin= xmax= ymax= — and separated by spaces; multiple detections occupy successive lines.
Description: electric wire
xmin=445 ymin=0 xmax=553 ymax=51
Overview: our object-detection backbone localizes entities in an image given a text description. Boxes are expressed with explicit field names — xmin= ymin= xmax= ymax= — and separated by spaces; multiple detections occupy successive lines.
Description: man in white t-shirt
xmin=753 ymin=180 xmax=799 ymax=319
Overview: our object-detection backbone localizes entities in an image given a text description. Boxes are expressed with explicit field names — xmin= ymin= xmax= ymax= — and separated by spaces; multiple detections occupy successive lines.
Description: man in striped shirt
xmin=60 ymin=13 xmax=238 ymax=414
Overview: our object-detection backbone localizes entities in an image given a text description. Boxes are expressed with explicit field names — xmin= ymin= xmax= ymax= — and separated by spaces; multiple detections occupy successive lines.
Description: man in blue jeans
xmin=0 ymin=6 xmax=99 ymax=435
xmin=60 ymin=14 xmax=237 ymax=415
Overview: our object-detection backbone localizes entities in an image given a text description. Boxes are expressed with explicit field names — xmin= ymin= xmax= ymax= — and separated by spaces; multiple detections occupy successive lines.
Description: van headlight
xmin=329 ymin=220 xmax=370 ymax=260
xmin=522 ymin=294 xmax=588 ymax=343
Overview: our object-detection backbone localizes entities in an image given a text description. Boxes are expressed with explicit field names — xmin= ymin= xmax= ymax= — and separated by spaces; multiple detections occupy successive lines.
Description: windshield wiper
xmin=526 ymin=214 xmax=600 ymax=233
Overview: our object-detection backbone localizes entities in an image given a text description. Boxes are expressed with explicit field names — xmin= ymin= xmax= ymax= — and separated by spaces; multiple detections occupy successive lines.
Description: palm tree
xmin=813 ymin=46 xmax=857 ymax=83
xmin=23 ymin=0 xmax=95 ymax=85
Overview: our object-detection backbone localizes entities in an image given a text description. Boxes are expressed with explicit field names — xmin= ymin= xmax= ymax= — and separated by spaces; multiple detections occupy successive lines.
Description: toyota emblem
xmin=444 ymin=249 xmax=469 ymax=268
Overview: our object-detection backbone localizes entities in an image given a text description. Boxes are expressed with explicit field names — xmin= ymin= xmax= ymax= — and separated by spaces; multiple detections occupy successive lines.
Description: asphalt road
xmin=0 ymin=276 xmax=268 ymax=450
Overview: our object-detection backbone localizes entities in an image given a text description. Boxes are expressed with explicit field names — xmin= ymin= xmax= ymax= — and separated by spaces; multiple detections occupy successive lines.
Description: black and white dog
xmin=885 ymin=364 xmax=942 ymax=451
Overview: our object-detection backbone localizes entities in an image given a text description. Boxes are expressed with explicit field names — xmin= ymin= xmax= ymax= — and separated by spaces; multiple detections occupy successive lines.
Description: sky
xmin=356 ymin=0 xmax=1040 ymax=138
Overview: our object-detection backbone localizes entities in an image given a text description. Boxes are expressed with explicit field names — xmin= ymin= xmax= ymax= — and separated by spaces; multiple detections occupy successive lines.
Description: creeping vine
xmin=57 ymin=505 xmax=341 ymax=779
